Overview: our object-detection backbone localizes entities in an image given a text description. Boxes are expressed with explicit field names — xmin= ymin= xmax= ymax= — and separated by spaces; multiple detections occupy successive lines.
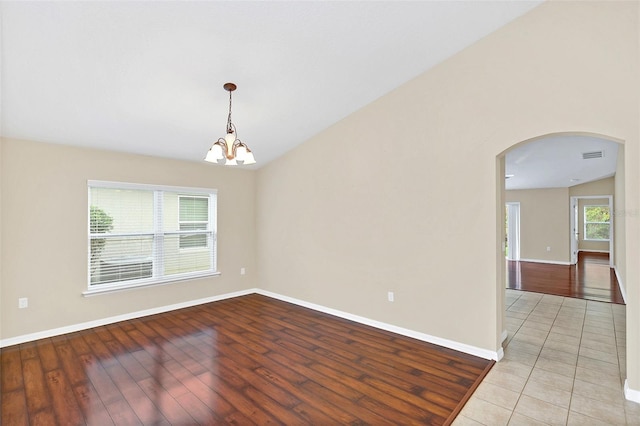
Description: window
xmin=179 ymin=196 xmax=209 ymax=249
xmin=584 ymin=205 xmax=610 ymax=241
xmin=88 ymin=181 xmax=217 ymax=293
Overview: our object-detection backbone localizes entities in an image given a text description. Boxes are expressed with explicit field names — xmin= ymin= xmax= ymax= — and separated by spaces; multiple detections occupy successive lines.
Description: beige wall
xmin=505 ymin=188 xmax=570 ymax=263
xmin=0 ymin=138 xmax=256 ymax=339
xmin=0 ymin=138 xmax=3 ymax=333
xmin=504 ymin=178 xmax=615 ymax=261
xmin=257 ymin=0 xmax=640 ymax=392
xmin=570 ymin=176 xmax=615 ymax=197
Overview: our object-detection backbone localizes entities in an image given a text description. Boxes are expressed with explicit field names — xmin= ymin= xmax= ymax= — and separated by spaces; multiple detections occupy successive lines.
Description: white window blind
xmin=88 ymin=181 xmax=217 ymax=291
xmin=179 ymin=196 xmax=209 ymax=249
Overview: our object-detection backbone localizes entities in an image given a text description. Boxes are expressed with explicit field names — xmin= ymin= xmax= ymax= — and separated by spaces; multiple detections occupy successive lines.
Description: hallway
xmin=454 ymin=290 xmax=639 ymax=425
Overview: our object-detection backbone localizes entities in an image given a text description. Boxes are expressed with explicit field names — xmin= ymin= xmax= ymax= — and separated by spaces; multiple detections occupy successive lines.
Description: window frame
xmin=85 ymin=180 xmax=219 ymax=296
xmin=583 ymin=204 xmax=610 ymax=242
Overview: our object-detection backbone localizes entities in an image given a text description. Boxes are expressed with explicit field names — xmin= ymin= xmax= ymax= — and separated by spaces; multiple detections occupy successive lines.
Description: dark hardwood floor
xmin=507 ymin=252 xmax=624 ymax=304
xmin=1 ymin=294 xmax=493 ymax=425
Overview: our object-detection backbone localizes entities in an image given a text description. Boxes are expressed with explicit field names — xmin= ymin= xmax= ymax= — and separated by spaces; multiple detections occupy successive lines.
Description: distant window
xmin=88 ymin=181 xmax=217 ymax=292
xmin=584 ymin=205 xmax=610 ymax=241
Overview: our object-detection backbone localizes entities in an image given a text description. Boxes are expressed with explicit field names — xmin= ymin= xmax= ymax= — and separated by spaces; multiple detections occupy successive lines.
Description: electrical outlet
xmin=240 ymin=267 xmax=246 ymax=275
xmin=388 ymin=291 xmax=394 ymax=302
xmin=546 ymin=246 xmax=551 ymax=252
xmin=18 ymin=298 xmax=28 ymax=309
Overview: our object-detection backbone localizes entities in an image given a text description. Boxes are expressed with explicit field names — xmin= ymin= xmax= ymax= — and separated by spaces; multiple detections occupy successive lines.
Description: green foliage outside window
xmin=584 ymin=205 xmax=610 ymax=241
xmin=90 ymin=206 xmax=114 ymax=278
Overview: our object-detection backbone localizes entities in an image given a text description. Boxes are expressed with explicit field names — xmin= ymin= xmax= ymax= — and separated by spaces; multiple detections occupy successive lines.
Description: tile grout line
xmin=565 ymin=297 xmax=588 ymax=425
xmin=505 ymin=293 xmax=560 ymax=425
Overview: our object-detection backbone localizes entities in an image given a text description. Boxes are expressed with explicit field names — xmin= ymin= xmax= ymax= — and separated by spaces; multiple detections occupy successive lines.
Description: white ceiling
xmin=0 ymin=0 xmax=542 ymax=167
xmin=505 ymin=135 xmax=619 ymax=190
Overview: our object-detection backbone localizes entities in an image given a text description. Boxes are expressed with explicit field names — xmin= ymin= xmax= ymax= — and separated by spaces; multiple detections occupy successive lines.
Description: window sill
xmin=82 ymin=271 xmax=221 ymax=297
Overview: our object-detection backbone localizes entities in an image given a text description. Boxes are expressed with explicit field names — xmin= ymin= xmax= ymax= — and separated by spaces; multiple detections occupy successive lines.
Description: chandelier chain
xmin=226 ymin=90 xmax=234 ymax=134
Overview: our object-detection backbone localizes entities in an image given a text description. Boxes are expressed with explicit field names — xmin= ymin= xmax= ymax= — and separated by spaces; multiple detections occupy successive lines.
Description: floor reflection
xmin=506 ymin=252 xmax=624 ymax=304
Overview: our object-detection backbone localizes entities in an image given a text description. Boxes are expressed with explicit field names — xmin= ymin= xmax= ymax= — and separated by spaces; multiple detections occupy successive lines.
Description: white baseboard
xmin=625 ymin=380 xmax=640 ymax=404
xmin=256 ymin=289 xmax=500 ymax=361
xmin=0 ymin=288 xmax=258 ymax=348
xmin=1 ymin=287 xmax=501 ymax=361
xmin=614 ymin=266 xmax=627 ymax=304
xmin=519 ymin=258 xmax=572 ymax=266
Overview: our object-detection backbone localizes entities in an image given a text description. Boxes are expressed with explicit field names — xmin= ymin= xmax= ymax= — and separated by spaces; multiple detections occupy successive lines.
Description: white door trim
xmin=506 ymin=202 xmax=520 ymax=261
xmin=569 ymin=195 xmax=614 ymax=267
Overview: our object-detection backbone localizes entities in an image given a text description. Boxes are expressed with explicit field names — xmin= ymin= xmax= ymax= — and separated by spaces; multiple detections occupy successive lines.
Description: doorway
xmin=505 ymin=202 xmax=520 ymax=261
xmin=496 ymin=132 xmax=624 ymax=359
xmin=570 ymin=195 xmax=614 ymax=267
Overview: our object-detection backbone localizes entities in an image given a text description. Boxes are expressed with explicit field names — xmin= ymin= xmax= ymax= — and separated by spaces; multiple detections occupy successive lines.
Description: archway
xmin=496 ymin=132 xmax=625 ymax=355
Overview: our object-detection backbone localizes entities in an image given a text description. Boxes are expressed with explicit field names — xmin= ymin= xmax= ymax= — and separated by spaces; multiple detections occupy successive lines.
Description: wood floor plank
xmin=73 ymin=381 xmax=115 ymax=425
xmin=19 ymin=342 xmax=39 ymax=361
xmin=108 ymin=324 xmax=141 ymax=352
xmin=358 ymin=354 xmax=472 ymax=398
xmin=268 ymin=350 xmax=364 ymax=400
xmin=101 ymin=340 xmax=150 ymax=382
xmin=66 ymin=332 xmax=92 ymax=356
xmin=103 ymin=358 xmax=170 ymax=425
xmin=292 ymin=401 xmax=344 ymax=425
xmin=131 ymin=349 xmax=189 ymax=399
xmin=55 ymin=342 xmax=88 ymax=388
xmin=218 ymin=355 xmax=302 ymax=408
xmin=104 ymin=398 xmax=143 ymax=426
xmin=507 ymin=252 xmax=624 ymax=304
xmin=45 ymin=369 xmax=85 ymax=425
xmin=35 ymin=339 xmax=59 ymax=373
xmin=2 ymin=347 xmax=24 ymax=393
xmin=21 ymin=358 xmax=51 ymax=415
xmin=137 ymin=376 xmax=197 ymax=424
xmin=195 ymin=373 xmax=278 ymax=425
xmin=1 ymin=389 xmax=29 ymax=426
xmin=242 ymin=385 xmax=307 ymax=424
xmin=2 ymin=294 xmax=492 ymax=424
xmin=81 ymin=330 xmax=114 ymax=363
xmin=78 ymin=352 xmax=123 ymax=405
xmin=29 ymin=409 xmax=57 ymax=426
xmin=301 ymin=379 xmax=396 ymax=425
xmin=256 ymin=367 xmax=363 ymax=424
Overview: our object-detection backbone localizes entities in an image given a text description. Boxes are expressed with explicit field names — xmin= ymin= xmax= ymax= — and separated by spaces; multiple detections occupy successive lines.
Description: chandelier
xmin=205 ymin=82 xmax=256 ymax=166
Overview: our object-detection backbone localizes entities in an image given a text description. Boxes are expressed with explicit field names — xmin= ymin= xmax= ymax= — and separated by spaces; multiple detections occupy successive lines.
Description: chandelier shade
xmin=204 ymin=82 xmax=256 ymax=166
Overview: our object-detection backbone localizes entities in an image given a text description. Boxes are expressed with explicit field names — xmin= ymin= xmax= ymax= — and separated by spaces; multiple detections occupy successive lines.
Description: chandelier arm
xmin=231 ymin=139 xmax=243 ymax=157
xmin=213 ymin=139 xmax=229 ymax=159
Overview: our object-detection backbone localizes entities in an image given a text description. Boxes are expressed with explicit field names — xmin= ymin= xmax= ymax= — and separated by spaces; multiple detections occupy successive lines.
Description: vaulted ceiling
xmin=3 ymin=2 xmax=615 ymax=189
xmin=0 ymin=1 xmax=542 ymax=167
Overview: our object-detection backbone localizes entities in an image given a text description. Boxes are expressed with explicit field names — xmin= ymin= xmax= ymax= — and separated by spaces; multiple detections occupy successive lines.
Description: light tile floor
xmin=454 ymin=289 xmax=640 ymax=425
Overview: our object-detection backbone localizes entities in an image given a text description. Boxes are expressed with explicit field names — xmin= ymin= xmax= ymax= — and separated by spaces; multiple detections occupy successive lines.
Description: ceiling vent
xmin=582 ymin=150 xmax=604 ymax=160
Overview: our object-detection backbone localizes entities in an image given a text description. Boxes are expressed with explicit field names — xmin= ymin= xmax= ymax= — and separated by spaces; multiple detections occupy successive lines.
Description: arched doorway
xmin=496 ymin=132 xmax=625 ymax=351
